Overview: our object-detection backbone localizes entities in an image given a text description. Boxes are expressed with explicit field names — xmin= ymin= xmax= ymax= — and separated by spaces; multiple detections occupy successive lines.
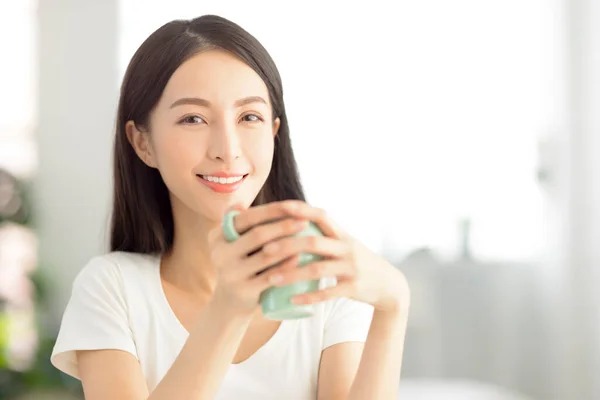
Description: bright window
xmin=118 ymin=0 xmax=565 ymax=262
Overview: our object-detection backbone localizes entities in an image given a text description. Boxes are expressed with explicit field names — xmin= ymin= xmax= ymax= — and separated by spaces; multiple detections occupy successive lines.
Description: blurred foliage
xmin=0 ymin=168 xmax=83 ymax=399
xmin=0 ymin=169 xmax=31 ymax=227
xmin=0 ymin=335 xmax=83 ymax=399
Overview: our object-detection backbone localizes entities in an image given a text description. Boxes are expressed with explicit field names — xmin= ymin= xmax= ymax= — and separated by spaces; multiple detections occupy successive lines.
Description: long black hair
xmin=110 ymin=15 xmax=305 ymax=254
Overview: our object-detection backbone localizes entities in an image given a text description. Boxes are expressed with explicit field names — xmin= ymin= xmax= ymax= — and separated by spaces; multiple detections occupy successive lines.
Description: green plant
xmin=0 ymin=168 xmax=83 ymax=399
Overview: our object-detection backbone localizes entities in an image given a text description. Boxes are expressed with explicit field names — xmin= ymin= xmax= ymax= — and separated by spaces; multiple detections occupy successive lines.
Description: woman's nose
xmin=207 ymin=120 xmax=241 ymax=162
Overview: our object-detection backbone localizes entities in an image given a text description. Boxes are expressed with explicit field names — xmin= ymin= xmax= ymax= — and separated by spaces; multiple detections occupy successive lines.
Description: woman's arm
xmin=78 ymin=300 xmax=253 ymax=400
xmin=148 ymin=301 xmax=253 ymax=400
xmin=348 ymin=308 xmax=407 ymax=400
xmin=266 ymin=205 xmax=411 ymax=400
xmin=317 ymin=308 xmax=408 ymax=400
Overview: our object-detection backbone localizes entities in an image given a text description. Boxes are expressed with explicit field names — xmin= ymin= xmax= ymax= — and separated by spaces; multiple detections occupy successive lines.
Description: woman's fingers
xmin=232 ymin=200 xmax=306 ymax=234
xmin=278 ymin=204 xmax=346 ymax=239
xmin=291 ymin=281 xmax=355 ymax=305
xmin=216 ymin=201 xmax=353 ymax=288
xmin=230 ymin=200 xmax=345 ymax=239
xmin=235 ymin=217 xmax=308 ymax=256
xmin=269 ymin=259 xmax=354 ymax=287
xmin=262 ymin=235 xmax=349 ymax=259
xmin=243 ymin=235 xmax=349 ymax=277
xmin=249 ymin=254 xmax=301 ymax=292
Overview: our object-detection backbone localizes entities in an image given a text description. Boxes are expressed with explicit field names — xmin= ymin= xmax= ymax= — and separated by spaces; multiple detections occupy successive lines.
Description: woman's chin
xmin=196 ymin=199 xmax=250 ymax=223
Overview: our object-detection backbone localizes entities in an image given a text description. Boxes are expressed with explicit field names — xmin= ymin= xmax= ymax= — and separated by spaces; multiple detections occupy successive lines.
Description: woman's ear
xmin=272 ymin=117 xmax=280 ymax=138
xmin=125 ymin=120 xmax=157 ymax=168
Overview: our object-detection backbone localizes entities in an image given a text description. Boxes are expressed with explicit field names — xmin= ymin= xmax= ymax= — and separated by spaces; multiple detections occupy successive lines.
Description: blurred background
xmin=0 ymin=0 xmax=598 ymax=399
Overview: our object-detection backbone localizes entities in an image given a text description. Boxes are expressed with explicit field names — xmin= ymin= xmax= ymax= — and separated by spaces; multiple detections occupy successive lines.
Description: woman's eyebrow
xmin=234 ymin=96 xmax=267 ymax=107
xmin=170 ymin=97 xmax=211 ymax=108
xmin=169 ymin=96 xmax=267 ymax=109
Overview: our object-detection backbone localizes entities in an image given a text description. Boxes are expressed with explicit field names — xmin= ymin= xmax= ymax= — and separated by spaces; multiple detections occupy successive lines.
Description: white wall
xmin=34 ymin=0 xmax=118 ymax=326
xmin=590 ymin=1 xmax=600 ymax=396
xmin=565 ymin=0 xmax=600 ymax=399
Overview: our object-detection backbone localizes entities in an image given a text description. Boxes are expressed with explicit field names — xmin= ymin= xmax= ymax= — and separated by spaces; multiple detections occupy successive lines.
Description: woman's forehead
xmin=160 ymin=49 xmax=270 ymax=108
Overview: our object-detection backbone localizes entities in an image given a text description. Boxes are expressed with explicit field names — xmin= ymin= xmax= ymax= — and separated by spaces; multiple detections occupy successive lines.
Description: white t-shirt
xmin=51 ymin=251 xmax=374 ymax=399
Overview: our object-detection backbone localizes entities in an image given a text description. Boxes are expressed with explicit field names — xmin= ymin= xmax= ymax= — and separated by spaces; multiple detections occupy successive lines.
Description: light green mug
xmin=222 ymin=210 xmax=323 ymax=320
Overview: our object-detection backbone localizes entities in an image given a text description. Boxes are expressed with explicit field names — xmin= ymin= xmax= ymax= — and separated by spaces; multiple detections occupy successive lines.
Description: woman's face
xmin=128 ymin=49 xmax=280 ymax=224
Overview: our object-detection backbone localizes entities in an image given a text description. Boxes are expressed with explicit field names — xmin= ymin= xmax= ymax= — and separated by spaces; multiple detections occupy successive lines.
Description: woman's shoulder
xmin=72 ymin=251 xmax=159 ymax=294
xmin=291 ymin=296 xmax=374 ymax=352
xmin=51 ymin=252 xmax=153 ymax=377
xmin=313 ymin=279 xmax=374 ymax=323
xmin=320 ymin=296 xmax=374 ymax=323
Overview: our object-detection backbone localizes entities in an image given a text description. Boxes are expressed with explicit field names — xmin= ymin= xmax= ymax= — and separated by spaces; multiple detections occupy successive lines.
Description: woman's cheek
xmin=247 ymin=134 xmax=275 ymax=167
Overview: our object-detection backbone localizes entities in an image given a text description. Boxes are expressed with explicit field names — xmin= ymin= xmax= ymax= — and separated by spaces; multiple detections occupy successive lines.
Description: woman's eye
xmin=241 ymin=114 xmax=262 ymax=123
xmin=180 ymin=115 xmax=205 ymax=125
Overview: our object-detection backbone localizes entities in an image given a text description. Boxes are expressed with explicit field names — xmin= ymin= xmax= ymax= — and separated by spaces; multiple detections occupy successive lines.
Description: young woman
xmin=51 ymin=14 xmax=410 ymax=400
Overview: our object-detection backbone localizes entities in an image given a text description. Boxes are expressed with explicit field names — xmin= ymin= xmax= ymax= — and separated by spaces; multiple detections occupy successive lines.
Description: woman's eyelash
xmin=178 ymin=114 xmax=263 ymax=125
xmin=179 ymin=115 xmax=206 ymax=125
xmin=240 ymin=114 xmax=263 ymax=123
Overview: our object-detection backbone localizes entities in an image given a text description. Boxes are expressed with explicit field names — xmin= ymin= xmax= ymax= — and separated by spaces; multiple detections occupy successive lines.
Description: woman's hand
xmin=260 ymin=203 xmax=411 ymax=314
xmin=207 ymin=201 xmax=315 ymax=316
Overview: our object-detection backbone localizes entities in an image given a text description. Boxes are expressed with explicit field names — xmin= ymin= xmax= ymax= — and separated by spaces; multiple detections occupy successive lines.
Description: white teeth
xmin=201 ymin=175 xmax=244 ymax=184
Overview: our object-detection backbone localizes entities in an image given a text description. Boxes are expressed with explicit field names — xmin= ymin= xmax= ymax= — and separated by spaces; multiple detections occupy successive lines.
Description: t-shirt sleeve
xmin=322 ymin=296 xmax=374 ymax=350
xmin=50 ymin=256 xmax=138 ymax=379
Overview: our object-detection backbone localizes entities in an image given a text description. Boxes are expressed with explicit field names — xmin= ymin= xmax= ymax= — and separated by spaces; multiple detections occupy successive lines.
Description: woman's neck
xmin=161 ymin=200 xmax=220 ymax=296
